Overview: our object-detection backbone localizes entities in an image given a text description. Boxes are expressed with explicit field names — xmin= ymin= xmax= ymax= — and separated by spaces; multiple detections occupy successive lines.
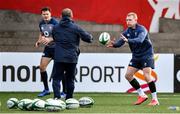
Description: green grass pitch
xmin=0 ymin=92 xmax=180 ymax=113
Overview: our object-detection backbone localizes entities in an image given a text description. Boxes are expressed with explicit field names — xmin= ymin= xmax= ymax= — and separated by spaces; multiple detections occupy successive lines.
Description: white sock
xmin=137 ymin=88 xmax=146 ymax=96
xmin=151 ymin=92 xmax=157 ymax=100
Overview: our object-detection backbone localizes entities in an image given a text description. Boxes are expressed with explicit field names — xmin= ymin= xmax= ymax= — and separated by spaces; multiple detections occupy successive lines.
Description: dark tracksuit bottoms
xmin=52 ymin=62 xmax=76 ymax=99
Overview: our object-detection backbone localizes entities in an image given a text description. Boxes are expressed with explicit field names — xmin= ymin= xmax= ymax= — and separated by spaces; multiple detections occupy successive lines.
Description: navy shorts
xmin=42 ymin=46 xmax=54 ymax=59
xmin=128 ymin=57 xmax=154 ymax=69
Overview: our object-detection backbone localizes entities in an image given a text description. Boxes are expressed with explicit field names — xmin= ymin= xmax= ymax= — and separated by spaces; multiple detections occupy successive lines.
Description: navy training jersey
xmin=39 ymin=17 xmax=58 ymax=47
xmin=113 ymin=24 xmax=154 ymax=59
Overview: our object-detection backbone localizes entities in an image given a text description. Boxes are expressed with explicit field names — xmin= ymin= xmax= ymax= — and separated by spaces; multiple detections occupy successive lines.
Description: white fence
xmin=0 ymin=53 xmax=174 ymax=92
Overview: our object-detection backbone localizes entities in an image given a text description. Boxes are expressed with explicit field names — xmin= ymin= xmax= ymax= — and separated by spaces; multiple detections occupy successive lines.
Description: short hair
xmin=41 ymin=7 xmax=51 ymax=12
xmin=62 ymin=8 xmax=73 ymax=17
xmin=127 ymin=12 xmax=138 ymax=20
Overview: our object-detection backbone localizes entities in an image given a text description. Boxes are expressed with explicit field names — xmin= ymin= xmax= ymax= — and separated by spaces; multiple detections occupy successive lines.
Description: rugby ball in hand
xmin=7 ymin=98 xmax=19 ymax=109
xmin=65 ymin=98 xmax=79 ymax=109
xmin=79 ymin=97 xmax=94 ymax=107
xmin=99 ymin=32 xmax=110 ymax=45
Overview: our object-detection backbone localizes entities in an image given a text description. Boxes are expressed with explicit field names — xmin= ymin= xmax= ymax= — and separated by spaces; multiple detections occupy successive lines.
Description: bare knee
xmin=143 ymin=68 xmax=152 ymax=83
xmin=125 ymin=67 xmax=138 ymax=82
xmin=39 ymin=57 xmax=51 ymax=72
xmin=144 ymin=73 xmax=152 ymax=83
xmin=125 ymin=73 xmax=134 ymax=82
xmin=39 ymin=64 xmax=47 ymax=72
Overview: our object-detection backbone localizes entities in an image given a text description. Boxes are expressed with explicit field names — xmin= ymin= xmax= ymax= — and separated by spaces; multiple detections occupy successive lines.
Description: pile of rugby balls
xmin=7 ymin=96 xmax=94 ymax=112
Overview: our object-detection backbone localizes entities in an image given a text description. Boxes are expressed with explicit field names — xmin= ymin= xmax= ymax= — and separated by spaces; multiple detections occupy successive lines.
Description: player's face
xmin=41 ymin=11 xmax=51 ymax=21
xmin=126 ymin=15 xmax=137 ymax=28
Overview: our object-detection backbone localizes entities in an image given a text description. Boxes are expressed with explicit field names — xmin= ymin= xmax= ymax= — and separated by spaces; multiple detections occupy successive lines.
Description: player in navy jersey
xmin=35 ymin=7 xmax=66 ymax=97
xmin=107 ymin=12 xmax=159 ymax=106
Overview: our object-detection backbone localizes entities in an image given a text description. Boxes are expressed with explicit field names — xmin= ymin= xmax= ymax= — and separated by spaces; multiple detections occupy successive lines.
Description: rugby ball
xmin=31 ymin=99 xmax=45 ymax=111
xmin=18 ymin=99 xmax=33 ymax=110
xmin=58 ymin=99 xmax=66 ymax=110
xmin=46 ymin=98 xmax=54 ymax=102
xmin=99 ymin=32 xmax=110 ymax=45
xmin=79 ymin=97 xmax=94 ymax=107
xmin=7 ymin=98 xmax=19 ymax=109
xmin=65 ymin=98 xmax=79 ymax=109
xmin=45 ymin=99 xmax=66 ymax=111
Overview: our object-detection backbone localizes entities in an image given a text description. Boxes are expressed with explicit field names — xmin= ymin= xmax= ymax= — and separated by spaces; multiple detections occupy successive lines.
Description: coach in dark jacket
xmin=51 ymin=8 xmax=93 ymax=99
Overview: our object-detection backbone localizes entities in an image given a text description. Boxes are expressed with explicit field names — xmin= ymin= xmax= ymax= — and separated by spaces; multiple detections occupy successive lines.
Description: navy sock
xmin=148 ymin=81 xmax=156 ymax=93
xmin=41 ymin=71 xmax=49 ymax=90
xmin=129 ymin=78 xmax=141 ymax=90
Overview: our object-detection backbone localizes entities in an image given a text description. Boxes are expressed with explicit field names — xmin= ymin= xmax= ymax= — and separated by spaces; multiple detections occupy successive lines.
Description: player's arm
xmin=35 ymin=22 xmax=44 ymax=48
xmin=35 ymin=33 xmax=43 ymax=48
xmin=108 ymin=38 xmax=125 ymax=48
xmin=107 ymin=33 xmax=126 ymax=48
xmin=127 ymin=28 xmax=147 ymax=44
xmin=76 ymin=25 xmax=93 ymax=43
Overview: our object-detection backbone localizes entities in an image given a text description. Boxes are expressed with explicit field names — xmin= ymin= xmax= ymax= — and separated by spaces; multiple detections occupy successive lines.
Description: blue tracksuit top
xmin=52 ymin=16 xmax=93 ymax=63
xmin=113 ymin=24 xmax=154 ymax=59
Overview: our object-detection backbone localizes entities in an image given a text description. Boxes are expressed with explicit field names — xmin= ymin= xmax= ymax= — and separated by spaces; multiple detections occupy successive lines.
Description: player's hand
xmin=41 ymin=37 xmax=53 ymax=46
xmin=35 ymin=41 xmax=40 ymax=48
xmin=120 ymin=34 xmax=128 ymax=42
xmin=41 ymin=37 xmax=49 ymax=46
xmin=106 ymin=38 xmax=115 ymax=48
xmin=35 ymin=35 xmax=44 ymax=47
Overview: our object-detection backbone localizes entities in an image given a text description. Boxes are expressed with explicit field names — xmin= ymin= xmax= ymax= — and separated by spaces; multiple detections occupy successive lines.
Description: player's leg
xmin=48 ymin=48 xmax=66 ymax=98
xmin=142 ymin=58 xmax=159 ymax=106
xmin=38 ymin=57 xmax=52 ymax=97
xmin=52 ymin=62 xmax=65 ymax=99
xmin=125 ymin=66 xmax=148 ymax=105
xmin=61 ymin=74 xmax=67 ymax=98
xmin=50 ymin=62 xmax=66 ymax=98
xmin=64 ymin=63 xmax=77 ymax=100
